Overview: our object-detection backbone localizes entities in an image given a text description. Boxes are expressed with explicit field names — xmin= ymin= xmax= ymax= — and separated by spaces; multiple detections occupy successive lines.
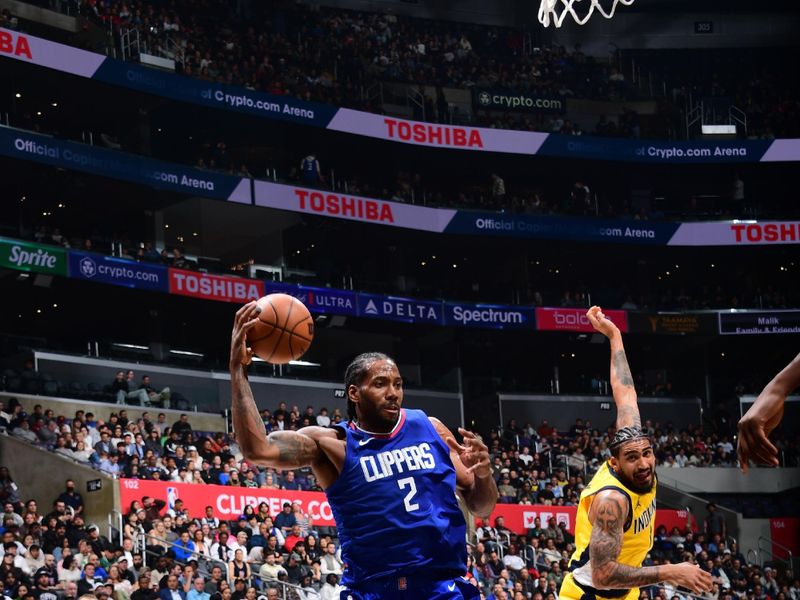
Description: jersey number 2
xmin=397 ymin=477 xmax=419 ymax=512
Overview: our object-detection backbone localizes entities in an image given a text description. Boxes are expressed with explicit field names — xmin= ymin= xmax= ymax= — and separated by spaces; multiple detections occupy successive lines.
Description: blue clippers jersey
xmin=326 ymin=409 xmax=467 ymax=586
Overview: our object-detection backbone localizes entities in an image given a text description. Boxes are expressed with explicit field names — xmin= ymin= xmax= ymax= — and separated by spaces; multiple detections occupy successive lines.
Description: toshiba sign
xmin=535 ymin=308 xmax=629 ymax=333
xmin=0 ymin=30 xmax=32 ymax=59
xmin=168 ymin=269 xmax=264 ymax=303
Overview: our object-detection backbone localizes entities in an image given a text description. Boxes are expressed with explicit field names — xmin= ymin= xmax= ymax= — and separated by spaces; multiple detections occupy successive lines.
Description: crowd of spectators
xmin=1 ymin=395 xmax=799 ymax=600
xmin=66 ymin=1 xmax=798 ymax=140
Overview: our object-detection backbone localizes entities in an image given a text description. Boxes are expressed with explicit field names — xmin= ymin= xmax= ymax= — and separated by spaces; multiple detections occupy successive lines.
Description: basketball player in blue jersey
xmin=229 ymin=302 xmax=499 ymax=599
xmin=559 ymin=307 xmax=712 ymax=600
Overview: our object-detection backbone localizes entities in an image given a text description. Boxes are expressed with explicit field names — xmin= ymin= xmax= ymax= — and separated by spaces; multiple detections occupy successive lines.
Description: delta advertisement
xmin=535 ymin=308 xmax=629 ymax=333
xmin=118 ymin=479 xmax=692 ymax=536
xmin=718 ymin=311 xmax=800 ymax=335
xmin=474 ymin=88 xmax=566 ymax=114
xmin=5 ymin=27 xmax=800 ymax=163
xmin=68 ymin=251 xmax=168 ymax=292
xmin=0 ymin=236 xmax=67 ymax=276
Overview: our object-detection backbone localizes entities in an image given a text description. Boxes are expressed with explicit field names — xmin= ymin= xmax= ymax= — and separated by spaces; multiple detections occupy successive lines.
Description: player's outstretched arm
xmin=589 ymin=490 xmax=712 ymax=593
xmin=586 ymin=306 xmax=640 ymax=430
xmin=230 ymin=302 xmax=321 ymax=469
xmin=738 ymin=352 xmax=800 ymax=472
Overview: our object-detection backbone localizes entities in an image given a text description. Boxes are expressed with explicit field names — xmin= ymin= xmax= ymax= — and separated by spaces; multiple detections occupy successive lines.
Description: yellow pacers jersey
xmin=560 ymin=461 xmax=657 ymax=600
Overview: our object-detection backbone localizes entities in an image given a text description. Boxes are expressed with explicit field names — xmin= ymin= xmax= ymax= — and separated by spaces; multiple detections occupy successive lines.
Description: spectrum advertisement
xmin=4 ymin=27 xmax=800 ymax=163
xmin=68 ymin=251 xmax=168 ymax=291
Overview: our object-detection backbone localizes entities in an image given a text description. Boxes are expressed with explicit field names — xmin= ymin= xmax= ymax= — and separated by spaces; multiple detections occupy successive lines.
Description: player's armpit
xmin=589 ymin=490 xmax=661 ymax=588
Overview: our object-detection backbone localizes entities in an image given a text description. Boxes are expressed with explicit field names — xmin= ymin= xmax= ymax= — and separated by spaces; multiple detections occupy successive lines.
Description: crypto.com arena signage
xmin=1 ymin=127 xmax=799 ymax=247
xmin=3 ymin=27 xmax=800 ymax=163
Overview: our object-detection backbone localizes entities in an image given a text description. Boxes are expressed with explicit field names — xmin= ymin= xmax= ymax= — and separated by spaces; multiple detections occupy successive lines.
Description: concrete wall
xmin=3 ymin=392 xmax=227 ymax=433
xmin=0 ymin=0 xmax=79 ymax=31
xmin=32 ymin=352 xmax=464 ymax=430
xmin=0 ymin=433 xmax=119 ymax=529
xmin=736 ymin=517 xmax=771 ymax=564
xmin=499 ymin=394 xmax=702 ymax=431
xmin=658 ymin=468 xmax=800 ymax=495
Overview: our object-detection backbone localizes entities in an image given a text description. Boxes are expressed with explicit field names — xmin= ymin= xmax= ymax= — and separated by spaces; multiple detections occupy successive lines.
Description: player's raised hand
xmin=586 ymin=305 xmax=621 ymax=339
xmin=446 ymin=428 xmax=492 ymax=479
xmin=230 ymin=301 xmax=260 ymax=369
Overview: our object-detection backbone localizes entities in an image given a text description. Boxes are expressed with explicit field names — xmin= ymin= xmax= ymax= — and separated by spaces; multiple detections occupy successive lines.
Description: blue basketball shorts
xmin=340 ymin=575 xmax=480 ymax=600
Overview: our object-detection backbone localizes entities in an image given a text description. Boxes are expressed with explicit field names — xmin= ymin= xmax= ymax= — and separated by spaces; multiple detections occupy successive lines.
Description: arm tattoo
xmin=590 ymin=494 xmax=662 ymax=588
xmin=617 ymin=405 xmax=642 ymax=430
xmin=231 ymin=366 xmax=319 ymax=468
xmin=612 ymin=350 xmax=635 ymax=388
xmin=269 ymin=431 xmax=320 ymax=468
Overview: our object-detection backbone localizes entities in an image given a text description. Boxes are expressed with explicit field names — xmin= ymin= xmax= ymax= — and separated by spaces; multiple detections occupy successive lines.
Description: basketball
xmin=246 ymin=294 xmax=314 ymax=364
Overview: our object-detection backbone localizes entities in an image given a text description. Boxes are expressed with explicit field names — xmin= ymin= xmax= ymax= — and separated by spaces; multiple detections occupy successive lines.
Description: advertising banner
xmin=263 ymin=281 xmax=358 ymax=316
xmin=667 ymin=221 xmax=800 ymax=246
xmin=252 ymin=180 xmax=455 ymax=232
xmin=168 ymin=269 xmax=264 ymax=303
xmin=536 ymin=308 xmax=629 ymax=333
xmin=769 ymin=518 xmax=800 ymax=561
xmin=474 ymin=88 xmax=565 ymax=114
xmin=718 ymin=311 xmax=800 ymax=335
xmin=357 ymin=293 xmax=444 ymax=325
xmin=68 ymin=251 xmax=168 ymax=292
xmin=119 ymin=479 xmax=693 ymax=536
xmin=628 ymin=312 xmax=715 ymax=335
xmin=478 ymin=505 xmax=694 ymax=536
xmin=443 ymin=302 xmax=536 ymax=330
xmin=4 ymin=27 xmax=800 ymax=164
xmin=119 ymin=479 xmax=335 ymax=524
xmin=443 ymin=212 xmax=678 ymax=245
xmin=0 ymin=236 xmax=67 ymax=276
xmin=0 ymin=126 xmax=247 ymax=202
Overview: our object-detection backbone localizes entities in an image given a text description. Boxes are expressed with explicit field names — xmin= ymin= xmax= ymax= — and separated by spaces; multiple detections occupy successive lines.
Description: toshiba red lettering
xmin=730 ymin=223 xmax=799 ymax=244
xmin=383 ymin=118 xmax=483 ymax=148
xmin=294 ymin=189 xmax=394 ymax=223
xmin=168 ymin=268 xmax=263 ymax=303
xmin=0 ymin=31 xmax=32 ymax=59
xmin=536 ymin=307 xmax=629 ymax=333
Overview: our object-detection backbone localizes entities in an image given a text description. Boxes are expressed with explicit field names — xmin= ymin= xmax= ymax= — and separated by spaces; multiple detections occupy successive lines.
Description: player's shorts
xmin=340 ymin=574 xmax=479 ymax=600
xmin=560 ymin=572 xmax=639 ymax=600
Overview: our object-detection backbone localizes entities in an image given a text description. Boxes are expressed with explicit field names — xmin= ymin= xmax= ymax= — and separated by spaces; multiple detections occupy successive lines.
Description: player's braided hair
xmin=343 ymin=352 xmax=393 ymax=422
xmin=610 ymin=426 xmax=649 ymax=457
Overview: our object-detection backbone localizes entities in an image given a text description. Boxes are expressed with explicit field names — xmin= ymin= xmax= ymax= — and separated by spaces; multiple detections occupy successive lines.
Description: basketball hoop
xmin=538 ymin=0 xmax=635 ymax=27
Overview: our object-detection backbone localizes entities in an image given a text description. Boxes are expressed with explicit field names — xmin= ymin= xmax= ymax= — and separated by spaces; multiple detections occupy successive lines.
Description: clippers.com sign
xmin=120 ymin=479 xmax=336 ymax=524
xmin=535 ymin=308 xmax=629 ymax=333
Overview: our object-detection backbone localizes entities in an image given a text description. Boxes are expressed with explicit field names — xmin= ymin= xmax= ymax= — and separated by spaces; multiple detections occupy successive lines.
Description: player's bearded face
xmin=356 ymin=360 xmax=403 ymax=429
xmin=612 ymin=439 xmax=656 ymax=494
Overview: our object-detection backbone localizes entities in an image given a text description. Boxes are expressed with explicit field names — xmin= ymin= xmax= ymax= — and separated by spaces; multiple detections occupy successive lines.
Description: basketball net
xmin=538 ymin=0 xmax=635 ymax=27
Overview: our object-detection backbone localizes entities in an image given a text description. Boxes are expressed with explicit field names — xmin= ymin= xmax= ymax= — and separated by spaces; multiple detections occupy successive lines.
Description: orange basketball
xmin=246 ymin=294 xmax=314 ymax=364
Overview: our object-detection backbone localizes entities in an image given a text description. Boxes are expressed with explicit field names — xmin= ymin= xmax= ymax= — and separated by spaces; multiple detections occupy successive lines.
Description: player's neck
xmin=354 ymin=414 xmax=401 ymax=435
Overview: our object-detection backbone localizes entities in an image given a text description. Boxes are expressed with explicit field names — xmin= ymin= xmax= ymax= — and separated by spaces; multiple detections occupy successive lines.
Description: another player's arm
xmin=589 ymin=490 xmax=712 ymax=593
xmin=738 ymin=351 xmax=799 ymax=471
xmin=230 ymin=302 xmax=321 ymax=469
xmin=431 ymin=417 xmax=499 ymax=518
xmin=586 ymin=306 xmax=640 ymax=429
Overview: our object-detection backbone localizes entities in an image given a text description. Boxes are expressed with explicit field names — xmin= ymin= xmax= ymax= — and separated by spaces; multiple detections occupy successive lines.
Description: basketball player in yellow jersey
xmin=559 ymin=306 xmax=713 ymax=600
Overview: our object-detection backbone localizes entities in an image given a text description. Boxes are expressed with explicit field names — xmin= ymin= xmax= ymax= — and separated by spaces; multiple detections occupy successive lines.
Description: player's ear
xmin=608 ymin=455 xmax=619 ymax=471
xmin=347 ymin=384 xmax=359 ymax=403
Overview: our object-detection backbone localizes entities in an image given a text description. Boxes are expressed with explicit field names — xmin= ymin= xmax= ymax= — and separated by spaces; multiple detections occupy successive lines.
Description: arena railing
xmin=140 ymin=531 xmax=308 ymax=599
